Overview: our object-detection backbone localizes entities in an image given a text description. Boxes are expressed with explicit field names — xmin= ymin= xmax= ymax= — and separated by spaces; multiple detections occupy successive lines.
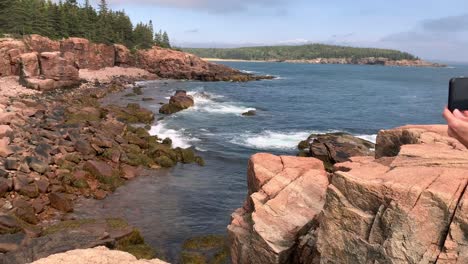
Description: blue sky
xmin=100 ymin=0 xmax=468 ymax=62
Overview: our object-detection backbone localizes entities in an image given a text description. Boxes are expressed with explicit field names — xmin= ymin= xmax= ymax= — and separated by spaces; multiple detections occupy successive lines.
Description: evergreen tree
xmin=162 ymin=31 xmax=171 ymax=48
xmin=0 ymin=0 xmax=173 ymax=50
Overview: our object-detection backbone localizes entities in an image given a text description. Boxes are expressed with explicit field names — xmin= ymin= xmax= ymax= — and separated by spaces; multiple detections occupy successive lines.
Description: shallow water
xmin=72 ymin=62 xmax=468 ymax=262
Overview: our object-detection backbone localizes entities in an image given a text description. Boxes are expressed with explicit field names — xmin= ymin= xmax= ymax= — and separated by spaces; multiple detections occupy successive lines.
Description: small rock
xmin=4 ymin=158 xmax=18 ymax=170
xmin=36 ymin=178 xmax=50 ymax=193
xmin=75 ymin=140 xmax=96 ymax=156
xmin=49 ymin=192 xmax=73 ymax=212
xmin=0 ymin=137 xmax=13 ymax=158
xmin=0 ymin=168 xmax=9 ymax=178
xmin=84 ymin=160 xmax=113 ymax=178
xmin=94 ymin=190 xmax=107 ymax=200
xmin=0 ymin=125 xmax=12 ymax=138
xmin=242 ymin=110 xmax=256 ymax=116
xmin=26 ymin=157 xmax=48 ymax=174
xmin=120 ymin=165 xmax=140 ymax=180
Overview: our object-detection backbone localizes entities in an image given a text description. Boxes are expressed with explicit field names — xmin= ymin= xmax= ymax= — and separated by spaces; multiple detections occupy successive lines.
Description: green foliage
xmin=183 ymin=44 xmax=417 ymax=61
xmin=0 ymin=0 xmax=171 ymax=49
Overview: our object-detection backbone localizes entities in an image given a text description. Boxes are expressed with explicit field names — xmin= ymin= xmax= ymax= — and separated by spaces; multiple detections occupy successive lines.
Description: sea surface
xmin=72 ymin=62 xmax=468 ymax=262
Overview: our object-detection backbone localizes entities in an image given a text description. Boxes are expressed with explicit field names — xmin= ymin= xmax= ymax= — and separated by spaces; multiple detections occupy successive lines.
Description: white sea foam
xmin=356 ymin=134 xmax=377 ymax=144
xmin=231 ymin=130 xmax=310 ymax=150
xmin=241 ymin=70 xmax=257 ymax=74
xmin=187 ymin=90 xmax=254 ymax=115
xmin=230 ymin=130 xmax=377 ymax=150
xmin=149 ymin=123 xmax=200 ymax=148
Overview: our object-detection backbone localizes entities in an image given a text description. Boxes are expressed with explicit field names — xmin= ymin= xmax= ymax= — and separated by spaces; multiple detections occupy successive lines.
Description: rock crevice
xmin=229 ymin=125 xmax=468 ymax=264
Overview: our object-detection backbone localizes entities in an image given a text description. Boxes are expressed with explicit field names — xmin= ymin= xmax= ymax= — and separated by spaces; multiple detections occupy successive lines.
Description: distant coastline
xmin=203 ymin=57 xmax=446 ymax=67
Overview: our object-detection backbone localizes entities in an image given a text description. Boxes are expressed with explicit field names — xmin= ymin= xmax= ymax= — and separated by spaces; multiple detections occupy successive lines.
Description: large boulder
xmin=0 ymin=38 xmax=27 ymax=76
xmin=298 ymin=132 xmax=375 ymax=169
xmin=228 ymin=154 xmax=329 ymax=264
xmin=19 ymin=52 xmax=40 ymax=78
xmin=21 ymin=51 xmax=81 ymax=90
xmin=159 ymin=90 xmax=194 ymax=114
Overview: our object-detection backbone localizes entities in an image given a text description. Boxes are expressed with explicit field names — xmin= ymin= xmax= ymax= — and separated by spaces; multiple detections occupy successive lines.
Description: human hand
xmin=443 ymin=107 xmax=468 ymax=148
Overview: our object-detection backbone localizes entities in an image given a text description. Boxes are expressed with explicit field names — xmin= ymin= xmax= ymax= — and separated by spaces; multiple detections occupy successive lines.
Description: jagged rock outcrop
xmin=159 ymin=90 xmax=195 ymax=114
xmin=136 ymin=46 xmax=269 ymax=81
xmin=1 ymin=35 xmax=268 ymax=90
xmin=61 ymin=38 xmax=115 ymax=70
xmin=0 ymin=38 xmax=27 ymax=76
xmin=229 ymin=125 xmax=468 ymax=264
xmin=23 ymin=34 xmax=60 ymax=53
xmin=228 ymin=154 xmax=329 ymax=263
xmin=297 ymin=132 xmax=375 ymax=169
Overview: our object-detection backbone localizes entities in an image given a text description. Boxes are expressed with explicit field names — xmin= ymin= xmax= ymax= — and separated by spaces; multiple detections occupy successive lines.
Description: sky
xmin=97 ymin=0 xmax=468 ymax=62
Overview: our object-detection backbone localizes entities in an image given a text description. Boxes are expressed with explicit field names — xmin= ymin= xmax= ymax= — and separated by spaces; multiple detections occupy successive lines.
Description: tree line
xmin=0 ymin=0 xmax=171 ymax=49
xmin=184 ymin=44 xmax=417 ymax=61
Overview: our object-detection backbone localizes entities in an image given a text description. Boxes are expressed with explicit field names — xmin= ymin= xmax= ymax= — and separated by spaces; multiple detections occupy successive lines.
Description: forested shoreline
xmin=183 ymin=44 xmax=418 ymax=61
xmin=0 ymin=0 xmax=171 ymax=49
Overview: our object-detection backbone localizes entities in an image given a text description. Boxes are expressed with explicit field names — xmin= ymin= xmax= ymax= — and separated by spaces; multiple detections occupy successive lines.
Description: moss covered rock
xmin=155 ymin=156 xmax=175 ymax=168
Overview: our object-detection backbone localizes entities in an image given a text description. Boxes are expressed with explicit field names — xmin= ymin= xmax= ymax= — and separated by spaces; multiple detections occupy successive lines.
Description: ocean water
xmin=73 ymin=62 xmax=468 ymax=261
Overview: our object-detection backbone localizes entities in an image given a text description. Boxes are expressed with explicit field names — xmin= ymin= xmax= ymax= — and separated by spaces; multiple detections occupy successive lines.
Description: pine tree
xmin=162 ymin=31 xmax=171 ymax=48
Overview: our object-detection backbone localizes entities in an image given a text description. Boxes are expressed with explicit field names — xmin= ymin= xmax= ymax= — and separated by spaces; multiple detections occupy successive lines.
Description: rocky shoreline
xmin=0 ymin=75 xmax=212 ymax=262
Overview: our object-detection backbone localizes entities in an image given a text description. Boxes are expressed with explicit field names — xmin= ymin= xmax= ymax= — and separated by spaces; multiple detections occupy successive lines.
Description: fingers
xmin=453 ymin=109 xmax=468 ymax=122
xmin=443 ymin=107 xmax=458 ymax=126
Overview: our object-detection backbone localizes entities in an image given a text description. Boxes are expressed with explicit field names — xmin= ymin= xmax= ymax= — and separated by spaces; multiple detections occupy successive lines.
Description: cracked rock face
xmin=229 ymin=125 xmax=468 ymax=264
xmin=228 ymin=153 xmax=329 ymax=264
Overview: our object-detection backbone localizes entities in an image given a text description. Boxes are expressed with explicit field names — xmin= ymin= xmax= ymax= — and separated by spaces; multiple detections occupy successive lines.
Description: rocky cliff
xmin=0 ymin=34 xmax=265 ymax=91
xmin=228 ymin=125 xmax=467 ymax=264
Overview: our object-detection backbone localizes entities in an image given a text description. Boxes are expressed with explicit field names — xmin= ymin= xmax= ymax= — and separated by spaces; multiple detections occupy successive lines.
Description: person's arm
xmin=443 ymin=107 xmax=468 ymax=148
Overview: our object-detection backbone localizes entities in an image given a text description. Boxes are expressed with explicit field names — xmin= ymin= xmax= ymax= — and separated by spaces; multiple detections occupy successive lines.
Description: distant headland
xmin=183 ymin=44 xmax=446 ymax=67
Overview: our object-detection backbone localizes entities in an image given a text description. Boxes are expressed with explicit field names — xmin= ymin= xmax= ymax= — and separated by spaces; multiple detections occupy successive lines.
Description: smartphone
xmin=448 ymin=77 xmax=468 ymax=112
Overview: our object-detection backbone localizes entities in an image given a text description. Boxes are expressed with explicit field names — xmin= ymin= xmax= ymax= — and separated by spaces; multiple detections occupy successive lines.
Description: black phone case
xmin=448 ymin=78 xmax=468 ymax=112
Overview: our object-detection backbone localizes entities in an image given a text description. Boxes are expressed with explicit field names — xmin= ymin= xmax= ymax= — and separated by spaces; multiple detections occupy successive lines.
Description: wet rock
xmin=13 ymin=199 xmax=38 ymax=224
xmin=159 ymin=90 xmax=194 ymax=114
xmin=49 ymin=192 xmax=73 ymax=212
xmin=120 ymin=165 xmax=140 ymax=180
xmin=298 ymin=132 xmax=374 ymax=170
xmin=107 ymin=104 xmax=155 ymax=124
xmin=155 ymin=156 xmax=175 ymax=168
xmin=142 ymin=97 xmax=154 ymax=101
xmin=0 ymin=215 xmax=21 ymax=234
xmin=242 ymin=110 xmax=256 ymax=116
xmin=84 ymin=160 xmax=113 ymax=179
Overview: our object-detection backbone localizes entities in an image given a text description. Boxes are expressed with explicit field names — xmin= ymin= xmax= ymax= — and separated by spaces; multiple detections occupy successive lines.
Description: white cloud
xmin=105 ymin=0 xmax=293 ymax=13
